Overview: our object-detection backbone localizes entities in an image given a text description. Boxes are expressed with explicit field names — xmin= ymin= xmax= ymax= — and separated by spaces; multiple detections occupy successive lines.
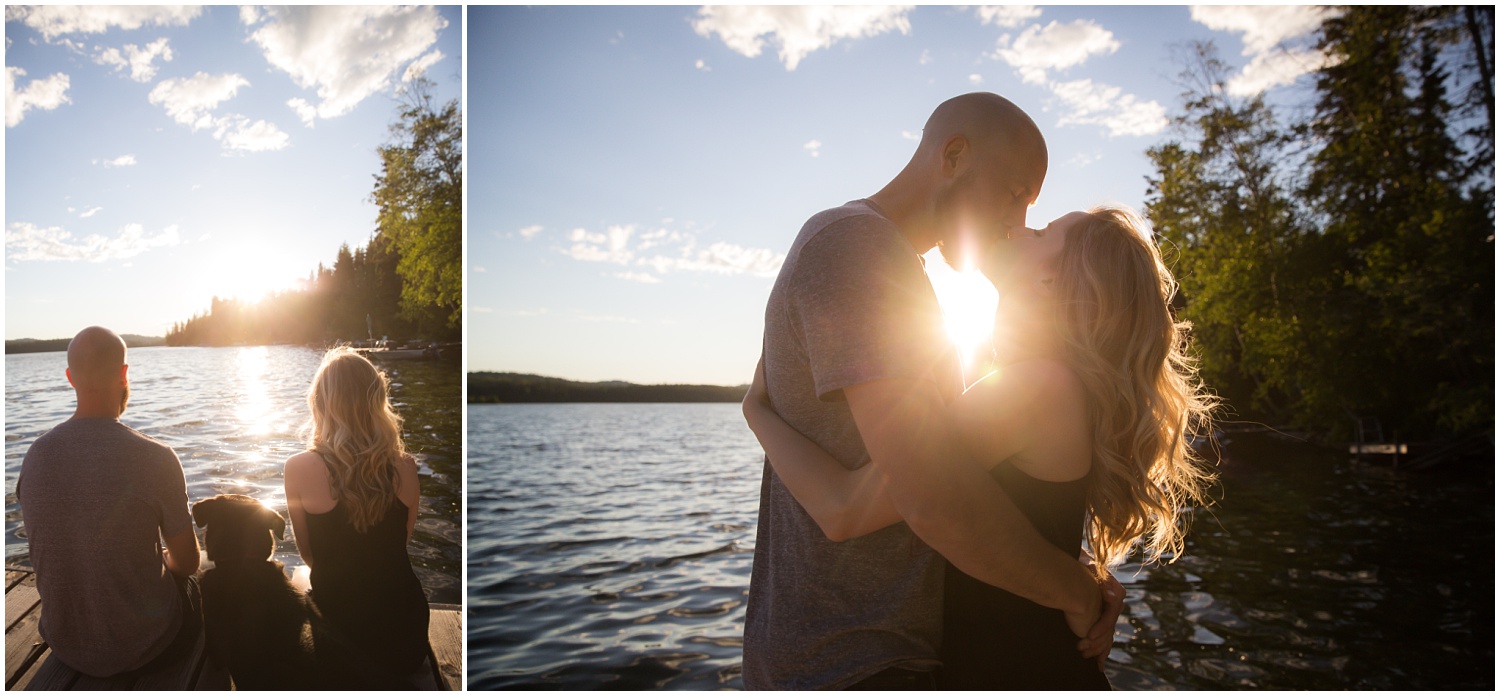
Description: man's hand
xmin=1076 ymin=572 xmax=1125 ymax=670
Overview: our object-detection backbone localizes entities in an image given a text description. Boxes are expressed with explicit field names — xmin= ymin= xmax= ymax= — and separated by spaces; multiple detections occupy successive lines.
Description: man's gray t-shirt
xmin=743 ymin=199 xmax=962 ymax=689
xmin=18 ymin=418 xmax=191 ymax=677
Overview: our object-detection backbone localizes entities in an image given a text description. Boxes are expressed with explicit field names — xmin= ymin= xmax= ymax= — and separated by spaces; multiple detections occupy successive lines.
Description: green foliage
xmin=1145 ymin=8 xmax=1494 ymax=441
xmin=372 ymin=78 xmax=462 ymax=330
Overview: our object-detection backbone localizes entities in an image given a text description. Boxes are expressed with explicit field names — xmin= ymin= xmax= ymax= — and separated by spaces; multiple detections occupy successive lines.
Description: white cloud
xmin=974 ymin=5 xmax=1041 ymax=29
xmin=287 ymin=98 xmax=318 ymax=128
xmin=1190 ymin=5 xmax=1338 ymax=97
xmin=149 ymin=72 xmax=248 ymax=130
xmin=244 ymin=6 xmax=448 ymax=124
xmin=695 ymin=59 xmax=711 ymax=72
xmin=214 ymin=116 xmax=290 ymax=153
xmin=403 ymin=50 xmax=444 ymax=83
xmin=1049 ymin=79 xmax=1168 ymax=138
xmin=9 ymin=6 xmax=201 ymax=40
xmin=98 ymin=154 xmax=136 ymax=168
xmin=1190 ymin=5 xmax=1330 ymax=56
xmin=968 ymin=73 xmax=983 ymax=85
xmin=94 ymin=38 xmax=173 ymax=82
xmin=149 ymin=72 xmax=288 ymax=152
xmin=640 ymin=241 xmax=785 ymax=278
xmin=901 ymin=130 xmax=921 ymax=141
xmin=615 ymin=271 xmax=662 ymax=284
xmin=472 ymin=306 xmax=493 ymax=314
xmin=557 ymin=223 xmax=785 ymax=279
xmin=473 ymin=266 xmax=487 ymax=273
xmin=79 ymin=206 xmax=103 ymax=218
xmin=992 ymin=19 xmax=1119 ymax=85
xmin=918 ymin=49 xmax=932 ymax=65
xmin=5 ymin=67 xmax=70 ymax=127
xmin=692 ymin=5 xmax=913 ymax=71
xmin=6 ymin=222 xmax=181 ymax=262
xmin=804 ymin=139 xmax=822 ymax=157
xmin=518 ymin=225 xmax=543 ymax=239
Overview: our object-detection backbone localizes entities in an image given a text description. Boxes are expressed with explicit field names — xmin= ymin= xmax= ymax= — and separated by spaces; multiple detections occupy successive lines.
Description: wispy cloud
xmin=243 ymin=6 xmax=448 ymax=126
xmin=984 ymin=14 xmax=1165 ymax=138
xmin=78 ymin=206 xmax=103 ymax=218
xmin=148 ymin=72 xmax=288 ymax=152
xmin=94 ymin=38 xmax=173 ymax=82
xmin=692 ymin=5 xmax=913 ymax=71
xmin=6 ymin=222 xmax=181 ymax=262
xmin=803 ymin=139 xmax=822 ymax=157
xmin=1049 ymin=79 xmax=1167 ymax=138
xmin=553 ymin=223 xmax=784 ymax=279
xmin=149 ymin=72 xmax=247 ymax=130
xmin=96 ymin=154 xmax=136 ymax=168
xmin=518 ymin=225 xmax=543 ymax=240
xmin=991 ymin=19 xmax=1120 ymax=85
xmin=974 ymin=5 xmax=1041 ymax=29
xmin=7 ymin=6 xmax=201 ymax=40
xmin=695 ymin=59 xmax=712 ymax=72
xmin=5 ymin=67 xmax=70 ymax=127
xmin=1190 ymin=5 xmax=1338 ymax=96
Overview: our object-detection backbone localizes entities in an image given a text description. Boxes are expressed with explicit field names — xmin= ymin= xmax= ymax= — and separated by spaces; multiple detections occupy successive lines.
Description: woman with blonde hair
xmin=743 ymin=205 xmax=1216 ymax=689
xmin=284 ymin=347 xmax=430 ymax=686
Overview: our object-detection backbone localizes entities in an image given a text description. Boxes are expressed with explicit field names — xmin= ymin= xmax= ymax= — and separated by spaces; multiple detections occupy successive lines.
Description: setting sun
xmin=924 ymin=248 xmax=999 ymax=384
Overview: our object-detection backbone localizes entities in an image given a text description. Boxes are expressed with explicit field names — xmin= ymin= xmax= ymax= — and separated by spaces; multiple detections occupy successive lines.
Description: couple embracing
xmin=741 ymin=93 xmax=1215 ymax=689
xmin=17 ymin=327 xmax=431 ymax=687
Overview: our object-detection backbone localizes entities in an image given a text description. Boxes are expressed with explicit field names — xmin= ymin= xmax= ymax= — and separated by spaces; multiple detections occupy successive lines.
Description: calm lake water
xmin=4 ymin=345 xmax=462 ymax=605
xmin=467 ymin=403 xmax=1493 ymax=690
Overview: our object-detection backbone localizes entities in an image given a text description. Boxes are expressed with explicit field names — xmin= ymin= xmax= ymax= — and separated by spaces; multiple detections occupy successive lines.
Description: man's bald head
xmin=919 ymin=92 xmax=1047 ymax=179
xmin=67 ymin=326 xmax=127 ymax=390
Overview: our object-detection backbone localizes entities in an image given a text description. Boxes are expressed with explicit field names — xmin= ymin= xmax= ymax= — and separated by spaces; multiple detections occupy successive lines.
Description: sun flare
xmin=924 ymin=248 xmax=999 ymax=384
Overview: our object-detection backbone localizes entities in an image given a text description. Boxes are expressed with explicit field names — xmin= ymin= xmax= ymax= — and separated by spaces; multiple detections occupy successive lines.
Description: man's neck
xmin=868 ymin=181 xmax=940 ymax=254
xmin=71 ymin=398 xmax=121 ymax=420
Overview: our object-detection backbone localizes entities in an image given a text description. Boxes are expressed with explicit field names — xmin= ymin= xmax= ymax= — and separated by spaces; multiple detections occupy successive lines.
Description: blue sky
xmin=469 ymin=5 xmax=1334 ymax=386
xmin=5 ymin=5 xmax=461 ymax=340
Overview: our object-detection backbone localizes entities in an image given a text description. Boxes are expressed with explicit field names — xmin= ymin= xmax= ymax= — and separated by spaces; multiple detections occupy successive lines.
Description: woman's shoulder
xmin=996 ymin=359 xmax=1092 ymax=483
xmin=285 ymin=449 xmax=326 ymax=472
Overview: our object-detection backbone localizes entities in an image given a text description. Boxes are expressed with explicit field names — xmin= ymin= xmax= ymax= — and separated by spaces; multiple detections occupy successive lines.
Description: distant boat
xmin=357 ymin=342 xmax=460 ymax=361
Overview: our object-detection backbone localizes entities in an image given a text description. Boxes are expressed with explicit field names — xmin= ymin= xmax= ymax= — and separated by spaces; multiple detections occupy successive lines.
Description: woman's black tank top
xmin=305 ymin=492 xmax=430 ymax=679
xmin=938 ymin=459 xmax=1112 ymax=690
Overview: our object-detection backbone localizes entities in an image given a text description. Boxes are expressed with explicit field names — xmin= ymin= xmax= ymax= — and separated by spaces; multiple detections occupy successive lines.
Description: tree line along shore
xmin=469 ymin=372 xmax=747 ymax=404
xmin=6 ymin=335 xmax=165 ymax=354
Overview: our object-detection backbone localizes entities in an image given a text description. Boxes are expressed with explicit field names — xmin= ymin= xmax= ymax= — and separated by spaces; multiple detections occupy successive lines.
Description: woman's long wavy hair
xmin=304 ymin=347 xmax=407 ymax=533
xmin=1053 ymin=206 xmax=1217 ymax=577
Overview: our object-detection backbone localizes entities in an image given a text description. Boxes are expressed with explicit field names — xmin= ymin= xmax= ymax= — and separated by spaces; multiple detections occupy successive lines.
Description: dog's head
xmin=192 ymin=494 xmax=286 ymax=565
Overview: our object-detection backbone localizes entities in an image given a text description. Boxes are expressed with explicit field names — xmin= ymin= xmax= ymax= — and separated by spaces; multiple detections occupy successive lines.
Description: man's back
xmin=18 ymin=418 xmax=191 ymax=677
xmin=743 ymin=199 xmax=961 ymax=689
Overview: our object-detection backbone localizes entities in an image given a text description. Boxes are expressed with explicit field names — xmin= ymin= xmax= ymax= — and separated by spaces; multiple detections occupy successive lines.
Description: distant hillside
xmin=6 ymin=334 xmax=166 ymax=355
xmin=470 ymin=372 xmax=747 ymax=403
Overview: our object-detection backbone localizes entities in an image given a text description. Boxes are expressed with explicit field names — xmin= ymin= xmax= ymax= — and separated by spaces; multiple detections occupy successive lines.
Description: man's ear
xmin=65 ymin=368 xmax=75 ymax=389
xmin=940 ymin=134 xmax=971 ymax=179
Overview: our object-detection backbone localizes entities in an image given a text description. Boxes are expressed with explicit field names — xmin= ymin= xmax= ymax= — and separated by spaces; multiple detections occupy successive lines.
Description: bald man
xmin=743 ymin=93 xmax=1119 ymax=689
xmin=17 ymin=326 xmax=202 ymax=677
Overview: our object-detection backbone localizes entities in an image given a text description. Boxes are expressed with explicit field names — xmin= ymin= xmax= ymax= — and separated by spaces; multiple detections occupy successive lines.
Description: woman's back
xmin=939 ymin=459 xmax=1111 ymax=690
xmin=305 ymin=494 xmax=429 ymax=678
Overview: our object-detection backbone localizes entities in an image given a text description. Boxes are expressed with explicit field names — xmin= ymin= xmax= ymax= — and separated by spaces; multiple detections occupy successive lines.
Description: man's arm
xmin=162 ymin=526 xmax=200 ymax=577
xmin=844 ymin=377 xmax=1101 ymax=635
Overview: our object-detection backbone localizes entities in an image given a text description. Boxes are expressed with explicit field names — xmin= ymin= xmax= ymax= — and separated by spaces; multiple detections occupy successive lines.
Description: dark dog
xmin=192 ymin=494 xmax=403 ymax=689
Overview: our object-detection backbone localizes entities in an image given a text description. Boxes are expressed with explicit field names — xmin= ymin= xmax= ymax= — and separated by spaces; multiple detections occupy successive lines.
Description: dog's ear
xmin=259 ymin=505 xmax=287 ymax=540
xmin=192 ymin=497 xmax=219 ymax=529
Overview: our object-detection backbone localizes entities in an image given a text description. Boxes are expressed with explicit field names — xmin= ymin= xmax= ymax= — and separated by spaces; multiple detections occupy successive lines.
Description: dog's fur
xmin=192 ymin=494 xmax=410 ymax=689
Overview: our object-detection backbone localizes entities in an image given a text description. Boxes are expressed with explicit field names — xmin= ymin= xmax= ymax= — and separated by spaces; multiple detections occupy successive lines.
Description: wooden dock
xmin=5 ymin=567 xmax=461 ymax=690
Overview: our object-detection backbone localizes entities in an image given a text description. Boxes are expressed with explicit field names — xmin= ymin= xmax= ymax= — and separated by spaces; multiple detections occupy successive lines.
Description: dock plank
xmin=7 ymin=569 xmax=460 ymax=691
xmin=5 ymin=591 xmax=46 ymax=688
xmin=427 ymin=604 xmax=462 ymax=690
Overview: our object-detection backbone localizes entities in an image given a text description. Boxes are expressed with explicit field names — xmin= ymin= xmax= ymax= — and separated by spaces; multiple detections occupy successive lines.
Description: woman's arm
xmin=283 ymin=452 xmax=318 ymax=568
xmin=396 ymin=454 xmax=420 ymax=544
xmin=742 ymin=358 xmax=903 ymax=541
